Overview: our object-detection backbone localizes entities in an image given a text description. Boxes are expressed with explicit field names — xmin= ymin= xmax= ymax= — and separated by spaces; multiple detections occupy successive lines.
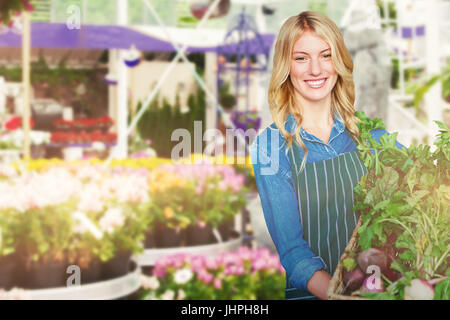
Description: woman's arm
xmin=307 ymin=270 xmax=332 ymax=300
xmin=250 ymin=132 xmax=328 ymax=297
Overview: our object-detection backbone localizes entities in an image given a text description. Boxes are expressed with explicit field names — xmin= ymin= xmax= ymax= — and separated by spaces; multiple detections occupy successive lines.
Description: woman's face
xmin=289 ymin=30 xmax=338 ymax=105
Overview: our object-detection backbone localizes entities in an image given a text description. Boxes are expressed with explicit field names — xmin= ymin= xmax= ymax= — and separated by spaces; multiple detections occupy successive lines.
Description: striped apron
xmin=285 ymin=148 xmax=368 ymax=300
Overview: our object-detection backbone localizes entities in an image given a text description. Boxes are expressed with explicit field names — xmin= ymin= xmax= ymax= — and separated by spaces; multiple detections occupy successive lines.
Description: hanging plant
xmin=104 ymin=73 xmax=118 ymax=86
xmin=123 ymin=46 xmax=141 ymax=68
xmin=0 ymin=0 xmax=34 ymax=26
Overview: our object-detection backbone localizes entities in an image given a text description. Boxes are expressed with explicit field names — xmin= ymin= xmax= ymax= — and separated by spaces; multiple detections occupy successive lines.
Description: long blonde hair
xmin=268 ymin=11 xmax=361 ymax=171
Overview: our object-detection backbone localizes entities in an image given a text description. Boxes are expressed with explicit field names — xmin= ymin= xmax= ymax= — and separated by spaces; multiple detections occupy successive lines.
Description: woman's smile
xmin=304 ymin=78 xmax=327 ymax=89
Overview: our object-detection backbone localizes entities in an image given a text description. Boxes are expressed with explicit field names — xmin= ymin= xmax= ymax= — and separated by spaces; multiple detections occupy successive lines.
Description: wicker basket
xmin=327 ymin=216 xmax=369 ymax=300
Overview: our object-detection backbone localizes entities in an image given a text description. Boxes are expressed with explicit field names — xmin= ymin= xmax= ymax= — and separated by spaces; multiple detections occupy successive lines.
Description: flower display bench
xmin=25 ymin=261 xmax=141 ymax=300
xmin=135 ymin=236 xmax=243 ymax=267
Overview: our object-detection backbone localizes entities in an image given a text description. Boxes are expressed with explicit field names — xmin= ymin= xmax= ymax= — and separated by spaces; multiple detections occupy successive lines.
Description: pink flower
xmin=253 ymin=258 xmax=267 ymax=271
xmin=197 ymin=269 xmax=213 ymax=284
xmin=213 ymin=278 xmax=222 ymax=290
xmin=197 ymin=220 xmax=206 ymax=228
xmin=152 ymin=266 xmax=167 ymax=278
xmin=237 ymin=246 xmax=252 ymax=260
xmin=205 ymin=257 xmax=218 ymax=270
xmin=190 ymin=256 xmax=204 ymax=270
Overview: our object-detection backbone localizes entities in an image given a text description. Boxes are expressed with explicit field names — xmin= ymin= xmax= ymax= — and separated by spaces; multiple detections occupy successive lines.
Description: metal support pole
xmin=22 ymin=12 xmax=31 ymax=159
xmin=424 ymin=0 xmax=442 ymax=145
xmin=115 ymin=0 xmax=129 ymax=159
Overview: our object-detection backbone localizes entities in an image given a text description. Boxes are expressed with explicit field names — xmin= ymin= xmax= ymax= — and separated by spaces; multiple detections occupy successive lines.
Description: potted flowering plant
xmin=66 ymin=217 xmax=114 ymax=285
xmin=141 ymin=246 xmax=285 ymax=300
xmin=159 ymin=162 xmax=247 ymax=245
xmin=147 ymin=168 xmax=193 ymax=248
xmin=0 ymin=168 xmax=80 ymax=289
xmin=0 ymin=164 xmax=154 ymax=288
xmin=14 ymin=203 xmax=75 ymax=289
xmin=0 ymin=210 xmax=16 ymax=290
xmin=231 ymin=110 xmax=261 ymax=132
xmin=71 ymin=165 xmax=153 ymax=280
xmin=97 ymin=202 xmax=152 ymax=279
xmin=147 ymin=162 xmax=247 ymax=247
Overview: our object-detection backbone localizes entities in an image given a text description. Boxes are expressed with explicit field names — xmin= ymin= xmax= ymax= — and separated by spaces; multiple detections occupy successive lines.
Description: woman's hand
xmin=306 ymin=269 xmax=332 ymax=300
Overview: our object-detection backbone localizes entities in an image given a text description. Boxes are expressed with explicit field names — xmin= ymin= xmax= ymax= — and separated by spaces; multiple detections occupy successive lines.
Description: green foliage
xmin=351 ymin=111 xmax=449 ymax=299
xmin=136 ymin=89 xmax=206 ymax=158
xmin=0 ymin=0 xmax=30 ymax=25
xmin=10 ymin=201 xmax=76 ymax=264
xmin=218 ymin=81 xmax=236 ymax=110
xmin=0 ymin=210 xmax=16 ymax=257
xmin=412 ymin=61 xmax=450 ymax=110
xmin=434 ymin=278 xmax=450 ymax=300
xmin=0 ymin=54 xmax=90 ymax=86
xmin=376 ymin=0 xmax=397 ymax=29
xmin=342 ymin=257 xmax=357 ymax=272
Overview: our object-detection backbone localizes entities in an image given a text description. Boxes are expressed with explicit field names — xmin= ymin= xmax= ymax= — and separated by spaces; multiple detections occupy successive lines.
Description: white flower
xmin=1 ymin=130 xmax=50 ymax=147
xmin=30 ymin=130 xmax=51 ymax=145
xmin=92 ymin=142 xmax=106 ymax=151
xmin=161 ymin=289 xmax=175 ymax=300
xmin=99 ymin=207 xmax=125 ymax=234
xmin=0 ymin=288 xmax=30 ymax=300
xmin=173 ymin=268 xmax=193 ymax=285
xmin=140 ymin=275 xmax=160 ymax=290
xmin=145 ymin=148 xmax=157 ymax=158
xmin=0 ymin=164 xmax=17 ymax=178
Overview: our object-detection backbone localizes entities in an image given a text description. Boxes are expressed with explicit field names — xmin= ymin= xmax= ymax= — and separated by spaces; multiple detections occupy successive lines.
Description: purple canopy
xmin=0 ymin=22 xmax=275 ymax=54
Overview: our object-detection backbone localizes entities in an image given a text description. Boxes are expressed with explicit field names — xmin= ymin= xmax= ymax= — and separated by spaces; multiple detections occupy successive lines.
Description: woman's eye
xmin=323 ymin=53 xmax=332 ymax=59
xmin=295 ymin=56 xmax=307 ymax=61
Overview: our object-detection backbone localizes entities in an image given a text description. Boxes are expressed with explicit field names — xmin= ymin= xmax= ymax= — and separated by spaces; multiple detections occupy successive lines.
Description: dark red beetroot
xmin=385 ymin=263 xmax=402 ymax=282
xmin=343 ymin=267 xmax=365 ymax=293
xmin=358 ymin=248 xmax=388 ymax=274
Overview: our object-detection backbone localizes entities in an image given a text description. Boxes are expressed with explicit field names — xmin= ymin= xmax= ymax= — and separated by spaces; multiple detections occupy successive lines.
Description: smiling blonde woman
xmin=250 ymin=11 xmax=405 ymax=300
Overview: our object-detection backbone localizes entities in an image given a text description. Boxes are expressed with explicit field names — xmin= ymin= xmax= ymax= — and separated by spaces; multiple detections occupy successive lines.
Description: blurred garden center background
xmin=0 ymin=0 xmax=448 ymax=300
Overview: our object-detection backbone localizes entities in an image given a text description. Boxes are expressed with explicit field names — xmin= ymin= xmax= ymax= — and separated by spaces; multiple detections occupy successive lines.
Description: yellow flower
xmin=163 ymin=206 xmax=175 ymax=219
xmin=178 ymin=216 xmax=191 ymax=229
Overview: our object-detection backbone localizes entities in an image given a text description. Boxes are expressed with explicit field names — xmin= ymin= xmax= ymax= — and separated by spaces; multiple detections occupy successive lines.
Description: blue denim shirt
xmin=250 ymin=113 xmax=405 ymax=292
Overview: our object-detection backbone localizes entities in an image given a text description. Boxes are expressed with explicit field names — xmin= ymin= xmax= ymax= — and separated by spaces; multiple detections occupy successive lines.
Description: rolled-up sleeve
xmin=250 ymin=136 xmax=327 ymax=291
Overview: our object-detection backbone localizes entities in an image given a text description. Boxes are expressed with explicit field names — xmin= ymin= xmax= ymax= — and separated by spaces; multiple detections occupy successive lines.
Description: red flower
xmin=96 ymin=116 xmax=114 ymax=126
xmin=51 ymin=130 xmax=117 ymax=144
xmin=53 ymin=119 xmax=73 ymax=129
xmin=5 ymin=116 xmax=34 ymax=130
